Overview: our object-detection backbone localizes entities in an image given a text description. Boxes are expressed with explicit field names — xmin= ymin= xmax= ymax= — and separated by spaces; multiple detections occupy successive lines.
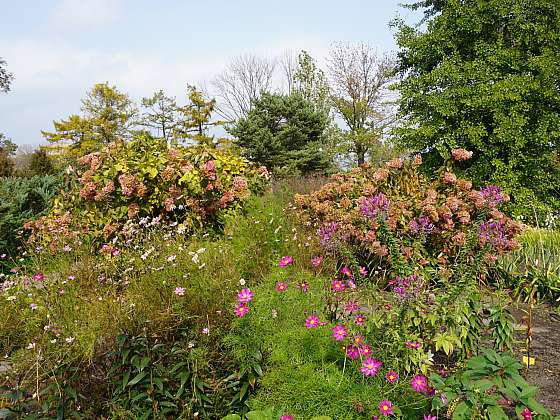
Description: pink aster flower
xmin=174 ymin=287 xmax=185 ymax=296
xmin=305 ymin=315 xmax=320 ymax=329
xmin=278 ymin=256 xmax=294 ymax=268
xmin=311 ymin=256 xmax=323 ymax=268
xmin=346 ymin=344 xmax=360 ymax=360
xmin=234 ymin=303 xmax=249 ymax=317
xmin=359 ymin=266 xmax=368 ymax=276
xmin=331 ymin=279 xmax=346 ymax=292
xmin=275 ymin=281 xmax=288 ymax=292
xmin=360 ymin=344 xmax=372 ymax=357
xmin=332 ymin=324 xmax=347 ymax=341
xmin=410 ymin=374 xmax=429 ymax=393
xmin=354 ymin=313 xmax=366 ymax=326
xmin=378 ymin=400 xmax=394 ymax=417
xmin=345 ymin=301 xmax=359 ymax=313
xmin=361 ymin=358 xmax=382 ymax=376
xmin=340 ymin=267 xmax=353 ymax=277
xmin=406 ymin=341 xmax=421 ymax=349
xmin=386 ymin=371 xmax=399 ymax=383
xmin=237 ymin=288 xmax=253 ymax=303
xmin=33 ymin=272 xmax=45 ymax=282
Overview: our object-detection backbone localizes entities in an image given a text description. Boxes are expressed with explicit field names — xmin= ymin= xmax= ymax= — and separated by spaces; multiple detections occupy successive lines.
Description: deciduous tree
xmin=392 ymin=0 xmax=560 ymax=220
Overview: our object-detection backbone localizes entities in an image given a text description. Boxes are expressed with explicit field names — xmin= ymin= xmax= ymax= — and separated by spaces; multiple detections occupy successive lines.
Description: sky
xmin=0 ymin=0 xmax=422 ymax=147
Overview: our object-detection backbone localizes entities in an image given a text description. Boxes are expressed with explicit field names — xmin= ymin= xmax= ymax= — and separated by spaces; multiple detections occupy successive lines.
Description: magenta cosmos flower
xmin=345 ymin=301 xmax=359 ymax=313
xmin=340 ymin=267 xmax=353 ymax=277
xmin=296 ymin=281 xmax=309 ymax=292
xmin=378 ymin=400 xmax=394 ymax=417
xmin=361 ymin=358 xmax=382 ymax=376
xmin=311 ymin=256 xmax=323 ymax=267
xmin=280 ymin=415 xmax=294 ymax=420
xmin=174 ymin=287 xmax=185 ymax=296
xmin=237 ymin=288 xmax=253 ymax=303
xmin=406 ymin=341 xmax=421 ymax=349
xmin=521 ymin=408 xmax=532 ymax=420
xmin=346 ymin=344 xmax=360 ymax=360
xmin=331 ymin=279 xmax=345 ymax=292
xmin=360 ymin=344 xmax=373 ymax=357
xmin=278 ymin=256 xmax=294 ymax=267
xmin=275 ymin=281 xmax=288 ymax=292
xmin=410 ymin=374 xmax=429 ymax=393
xmin=423 ymin=415 xmax=436 ymax=420
xmin=359 ymin=266 xmax=368 ymax=276
xmin=234 ymin=303 xmax=249 ymax=317
xmin=332 ymin=324 xmax=347 ymax=341
xmin=305 ymin=315 xmax=320 ymax=329
xmin=33 ymin=272 xmax=45 ymax=282
xmin=386 ymin=371 xmax=399 ymax=383
xmin=354 ymin=313 xmax=366 ymax=326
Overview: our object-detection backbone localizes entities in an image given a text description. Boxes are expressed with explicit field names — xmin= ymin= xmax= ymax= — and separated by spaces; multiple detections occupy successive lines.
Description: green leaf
xmin=127 ymin=371 xmax=147 ymax=386
xmin=486 ymin=405 xmax=508 ymax=420
xmin=222 ymin=416 xmax=242 ymax=420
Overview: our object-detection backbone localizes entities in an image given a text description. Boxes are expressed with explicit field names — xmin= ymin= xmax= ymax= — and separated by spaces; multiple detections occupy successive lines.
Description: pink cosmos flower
xmin=280 ymin=415 xmax=294 ymax=420
xmin=351 ymin=335 xmax=364 ymax=345
xmin=410 ymin=374 xmax=429 ymax=393
xmin=347 ymin=279 xmax=357 ymax=289
xmin=378 ymin=400 xmax=394 ymax=417
xmin=275 ymin=281 xmax=288 ymax=292
xmin=340 ymin=267 xmax=353 ymax=277
xmin=278 ymin=256 xmax=294 ymax=267
xmin=174 ymin=287 xmax=185 ymax=296
xmin=111 ymin=248 xmax=120 ymax=257
xmin=297 ymin=281 xmax=309 ymax=292
xmin=311 ymin=256 xmax=323 ymax=268
xmin=361 ymin=358 xmax=382 ymax=376
xmin=331 ymin=279 xmax=346 ymax=292
xmin=346 ymin=344 xmax=360 ymax=360
xmin=386 ymin=371 xmax=399 ymax=383
xmin=237 ymin=288 xmax=253 ymax=303
xmin=234 ymin=303 xmax=249 ymax=317
xmin=406 ymin=341 xmax=421 ymax=349
xmin=202 ymin=327 xmax=209 ymax=335
xmin=354 ymin=313 xmax=366 ymax=326
xmin=423 ymin=415 xmax=437 ymax=420
xmin=360 ymin=344 xmax=372 ymax=357
xmin=332 ymin=324 xmax=347 ymax=341
xmin=305 ymin=315 xmax=320 ymax=329
xmin=521 ymin=408 xmax=532 ymax=420
xmin=345 ymin=301 xmax=359 ymax=313
xmin=359 ymin=266 xmax=368 ymax=276
xmin=33 ymin=272 xmax=45 ymax=282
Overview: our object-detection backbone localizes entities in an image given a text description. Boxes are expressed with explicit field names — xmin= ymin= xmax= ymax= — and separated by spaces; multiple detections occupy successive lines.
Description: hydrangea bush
xmin=24 ymin=135 xmax=269 ymax=252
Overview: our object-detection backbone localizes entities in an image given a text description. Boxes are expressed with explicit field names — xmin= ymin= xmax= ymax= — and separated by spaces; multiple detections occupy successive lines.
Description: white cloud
xmin=48 ymin=0 xmax=122 ymax=29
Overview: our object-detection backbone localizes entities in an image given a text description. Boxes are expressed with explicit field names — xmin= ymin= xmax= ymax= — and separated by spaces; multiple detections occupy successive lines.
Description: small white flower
xmin=27 ymin=342 xmax=36 ymax=350
xmin=6 ymin=295 xmax=16 ymax=301
xmin=167 ymin=255 xmax=177 ymax=262
xmin=65 ymin=337 xmax=75 ymax=344
xmin=239 ymin=278 xmax=246 ymax=286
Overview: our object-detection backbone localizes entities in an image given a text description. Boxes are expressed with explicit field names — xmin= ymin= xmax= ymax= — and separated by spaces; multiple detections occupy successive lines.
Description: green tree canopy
xmin=392 ymin=0 xmax=560 ymax=220
xmin=229 ymin=92 xmax=331 ymax=174
xmin=42 ymin=82 xmax=137 ymax=156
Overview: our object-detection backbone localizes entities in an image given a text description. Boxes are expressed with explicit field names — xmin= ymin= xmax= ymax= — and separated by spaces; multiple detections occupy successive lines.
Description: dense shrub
xmin=293 ymin=154 xmax=521 ymax=283
xmin=24 ymin=135 xmax=269 ymax=252
xmin=0 ymin=175 xmax=62 ymax=260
